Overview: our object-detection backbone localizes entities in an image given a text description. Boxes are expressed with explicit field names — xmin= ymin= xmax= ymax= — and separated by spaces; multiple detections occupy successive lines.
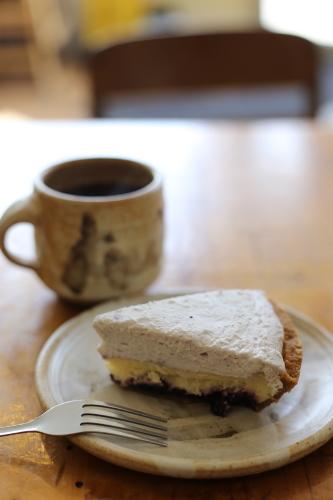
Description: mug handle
xmin=0 ymin=195 xmax=40 ymax=271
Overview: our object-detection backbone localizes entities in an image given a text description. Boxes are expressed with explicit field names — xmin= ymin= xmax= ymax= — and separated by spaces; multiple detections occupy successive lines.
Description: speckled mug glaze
xmin=0 ymin=158 xmax=163 ymax=302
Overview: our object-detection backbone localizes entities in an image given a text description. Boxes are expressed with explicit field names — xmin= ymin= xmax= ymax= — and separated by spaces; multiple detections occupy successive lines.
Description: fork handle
xmin=0 ymin=421 xmax=38 ymax=436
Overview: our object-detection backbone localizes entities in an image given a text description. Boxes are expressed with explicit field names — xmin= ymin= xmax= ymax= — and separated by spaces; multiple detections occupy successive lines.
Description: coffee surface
xmin=61 ymin=182 xmax=142 ymax=197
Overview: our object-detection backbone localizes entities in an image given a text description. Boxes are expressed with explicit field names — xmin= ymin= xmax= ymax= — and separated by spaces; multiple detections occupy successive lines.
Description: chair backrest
xmin=89 ymin=31 xmax=318 ymax=118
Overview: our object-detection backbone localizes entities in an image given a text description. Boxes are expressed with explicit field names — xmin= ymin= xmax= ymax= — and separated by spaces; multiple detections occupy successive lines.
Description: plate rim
xmin=35 ymin=292 xmax=333 ymax=478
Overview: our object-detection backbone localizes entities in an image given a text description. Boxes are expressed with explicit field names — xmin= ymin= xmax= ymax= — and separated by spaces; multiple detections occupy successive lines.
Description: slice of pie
xmin=93 ymin=290 xmax=302 ymax=415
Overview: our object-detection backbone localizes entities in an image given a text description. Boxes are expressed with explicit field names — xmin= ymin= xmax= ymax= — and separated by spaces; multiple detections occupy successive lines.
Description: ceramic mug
xmin=0 ymin=158 xmax=163 ymax=302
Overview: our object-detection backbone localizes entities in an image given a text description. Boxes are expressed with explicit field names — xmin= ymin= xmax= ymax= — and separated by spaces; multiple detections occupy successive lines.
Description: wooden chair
xmin=89 ymin=31 xmax=319 ymax=118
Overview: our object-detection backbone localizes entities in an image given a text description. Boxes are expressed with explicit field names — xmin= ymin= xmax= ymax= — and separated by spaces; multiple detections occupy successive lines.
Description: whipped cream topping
xmin=94 ymin=290 xmax=286 ymax=394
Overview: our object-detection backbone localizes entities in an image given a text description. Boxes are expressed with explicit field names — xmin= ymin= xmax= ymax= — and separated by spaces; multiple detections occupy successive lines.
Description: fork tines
xmin=80 ymin=400 xmax=168 ymax=447
xmin=83 ymin=400 xmax=167 ymax=422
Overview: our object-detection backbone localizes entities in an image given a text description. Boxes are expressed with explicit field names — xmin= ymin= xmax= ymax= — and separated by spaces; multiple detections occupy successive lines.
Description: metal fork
xmin=0 ymin=400 xmax=168 ymax=447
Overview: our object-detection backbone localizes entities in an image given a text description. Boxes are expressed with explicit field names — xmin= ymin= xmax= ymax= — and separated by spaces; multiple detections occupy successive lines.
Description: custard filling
xmin=106 ymin=358 xmax=275 ymax=402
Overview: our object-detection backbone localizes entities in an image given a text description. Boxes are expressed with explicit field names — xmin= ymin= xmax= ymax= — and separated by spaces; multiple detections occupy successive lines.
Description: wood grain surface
xmin=1 ymin=119 xmax=333 ymax=499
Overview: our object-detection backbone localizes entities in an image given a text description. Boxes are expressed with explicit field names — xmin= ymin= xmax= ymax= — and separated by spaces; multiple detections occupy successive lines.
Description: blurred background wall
xmin=0 ymin=0 xmax=332 ymax=120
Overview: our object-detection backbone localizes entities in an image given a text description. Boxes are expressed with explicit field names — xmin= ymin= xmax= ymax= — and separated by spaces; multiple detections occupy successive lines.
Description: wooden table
xmin=1 ymin=119 xmax=333 ymax=499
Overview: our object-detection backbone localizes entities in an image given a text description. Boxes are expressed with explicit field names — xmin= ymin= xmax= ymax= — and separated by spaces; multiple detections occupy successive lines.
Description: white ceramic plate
xmin=36 ymin=293 xmax=333 ymax=478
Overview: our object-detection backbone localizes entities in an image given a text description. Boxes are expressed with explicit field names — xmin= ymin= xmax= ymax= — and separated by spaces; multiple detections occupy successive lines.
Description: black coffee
xmin=61 ymin=182 xmax=143 ymax=197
